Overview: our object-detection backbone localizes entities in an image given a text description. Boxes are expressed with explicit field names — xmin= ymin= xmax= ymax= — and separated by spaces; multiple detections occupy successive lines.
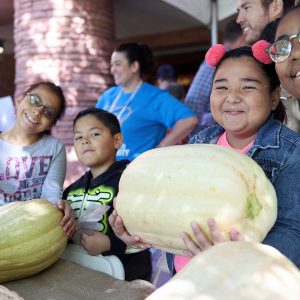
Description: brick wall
xmin=14 ymin=0 xmax=115 ymax=145
xmin=14 ymin=0 xmax=115 ymax=184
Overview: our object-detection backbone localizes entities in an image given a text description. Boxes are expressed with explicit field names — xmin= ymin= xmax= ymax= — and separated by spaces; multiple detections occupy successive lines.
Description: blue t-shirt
xmin=96 ymin=82 xmax=195 ymax=161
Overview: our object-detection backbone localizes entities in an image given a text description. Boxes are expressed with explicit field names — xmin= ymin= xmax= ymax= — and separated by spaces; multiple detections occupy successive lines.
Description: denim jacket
xmin=167 ymin=115 xmax=300 ymax=273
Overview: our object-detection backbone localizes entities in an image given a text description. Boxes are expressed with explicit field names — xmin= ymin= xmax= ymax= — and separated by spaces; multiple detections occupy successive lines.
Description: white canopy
xmin=162 ymin=0 xmax=237 ymax=25
xmin=162 ymin=0 xmax=238 ymax=44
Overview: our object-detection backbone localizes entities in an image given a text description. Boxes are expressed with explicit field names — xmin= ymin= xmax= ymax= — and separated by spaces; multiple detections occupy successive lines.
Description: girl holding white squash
xmin=0 ymin=82 xmax=75 ymax=238
xmin=174 ymin=41 xmax=300 ymax=272
xmin=179 ymin=6 xmax=300 ymax=269
xmin=109 ymin=41 xmax=300 ymax=274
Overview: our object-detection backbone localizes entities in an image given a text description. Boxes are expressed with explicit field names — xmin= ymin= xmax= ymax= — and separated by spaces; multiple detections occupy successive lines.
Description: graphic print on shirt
xmin=66 ymin=185 xmax=114 ymax=234
xmin=117 ymin=143 xmax=130 ymax=158
xmin=0 ymin=155 xmax=52 ymax=204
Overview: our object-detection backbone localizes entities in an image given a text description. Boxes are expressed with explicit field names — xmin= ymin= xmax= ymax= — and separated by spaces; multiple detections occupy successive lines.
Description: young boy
xmin=63 ymin=108 xmax=151 ymax=281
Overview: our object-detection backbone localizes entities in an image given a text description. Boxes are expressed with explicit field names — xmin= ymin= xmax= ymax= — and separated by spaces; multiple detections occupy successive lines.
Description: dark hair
xmin=214 ymin=46 xmax=286 ymax=122
xmin=223 ymin=15 xmax=243 ymax=43
xmin=115 ymin=43 xmax=153 ymax=77
xmin=156 ymin=64 xmax=177 ymax=81
xmin=260 ymin=18 xmax=281 ymax=42
xmin=73 ymin=107 xmax=121 ymax=135
xmin=24 ymin=81 xmax=66 ymax=122
xmin=281 ymin=3 xmax=300 ymax=19
xmin=261 ymin=0 xmax=294 ymax=12
xmin=166 ymin=83 xmax=186 ymax=101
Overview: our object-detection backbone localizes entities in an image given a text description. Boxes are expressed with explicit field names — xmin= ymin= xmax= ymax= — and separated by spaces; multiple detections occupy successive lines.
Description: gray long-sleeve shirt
xmin=0 ymin=134 xmax=66 ymax=205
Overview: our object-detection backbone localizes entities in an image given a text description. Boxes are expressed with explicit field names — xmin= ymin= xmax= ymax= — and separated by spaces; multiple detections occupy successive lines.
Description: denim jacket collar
xmin=190 ymin=115 xmax=282 ymax=155
xmin=248 ymin=115 xmax=281 ymax=155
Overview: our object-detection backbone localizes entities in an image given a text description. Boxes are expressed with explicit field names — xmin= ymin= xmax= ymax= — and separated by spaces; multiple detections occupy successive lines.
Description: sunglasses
xmin=265 ymin=32 xmax=300 ymax=63
xmin=26 ymin=93 xmax=57 ymax=120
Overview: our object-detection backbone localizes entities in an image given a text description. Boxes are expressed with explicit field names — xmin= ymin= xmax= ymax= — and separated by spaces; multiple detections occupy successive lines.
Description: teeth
xmin=296 ymin=72 xmax=300 ymax=78
xmin=26 ymin=113 xmax=39 ymax=125
xmin=28 ymin=117 xmax=39 ymax=125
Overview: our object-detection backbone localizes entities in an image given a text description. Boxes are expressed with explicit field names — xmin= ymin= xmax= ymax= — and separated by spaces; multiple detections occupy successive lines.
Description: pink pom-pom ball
xmin=252 ymin=40 xmax=273 ymax=64
xmin=205 ymin=44 xmax=227 ymax=67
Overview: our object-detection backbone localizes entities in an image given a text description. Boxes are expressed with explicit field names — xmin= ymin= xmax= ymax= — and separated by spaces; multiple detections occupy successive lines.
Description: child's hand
xmin=80 ymin=230 xmax=110 ymax=256
xmin=57 ymin=199 xmax=76 ymax=239
xmin=109 ymin=210 xmax=151 ymax=249
xmin=182 ymin=218 xmax=244 ymax=258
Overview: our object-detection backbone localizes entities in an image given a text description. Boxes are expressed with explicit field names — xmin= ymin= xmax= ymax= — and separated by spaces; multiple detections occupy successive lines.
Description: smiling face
xmin=275 ymin=8 xmax=300 ymax=99
xmin=16 ymin=85 xmax=61 ymax=135
xmin=237 ymin=0 xmax=272 ymax=45
xmin=110 ymin=51 xmax=139 ymax=87
xmin=73 ymin=114 xmax=122 ymax=177
xmin=211 ymin=56 xmax=279 ymax=146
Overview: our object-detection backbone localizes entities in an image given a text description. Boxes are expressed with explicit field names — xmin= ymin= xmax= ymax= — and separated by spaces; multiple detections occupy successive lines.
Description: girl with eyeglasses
xmin=266 ymin=5 xmax=300 ymax=99
xmin=0 ymin=81 xmax=75 ymax=238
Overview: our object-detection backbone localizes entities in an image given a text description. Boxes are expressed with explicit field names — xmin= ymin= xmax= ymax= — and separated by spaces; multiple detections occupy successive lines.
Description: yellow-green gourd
xmin=116 ymin=144 xmax=277 ymax=255
xmin=0 ymin=199 xmax=68 ymax=283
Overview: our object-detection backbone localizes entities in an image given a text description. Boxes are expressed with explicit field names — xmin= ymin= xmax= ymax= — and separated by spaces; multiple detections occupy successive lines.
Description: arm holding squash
xmin=57 ymin=199 xmax=76 ymax=238
xmin=109 ymin=210 xmax=151 ymax=249
xmin=182 ymin=219 xmax=244 ymax=258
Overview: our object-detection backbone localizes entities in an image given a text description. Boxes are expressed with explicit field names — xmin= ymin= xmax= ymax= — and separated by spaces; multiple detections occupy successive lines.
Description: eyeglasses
xmin=26 ymin=93 xmax=57 ymax=120
xmin=265 ymin=32 xmax=300 ymax=63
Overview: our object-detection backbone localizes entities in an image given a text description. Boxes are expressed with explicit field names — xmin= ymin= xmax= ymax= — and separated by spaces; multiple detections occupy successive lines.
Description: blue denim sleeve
xmin=262 ymin=145 xmax=300 ymax=268
xmin=166 ymin=252 xmax=175 ymax=275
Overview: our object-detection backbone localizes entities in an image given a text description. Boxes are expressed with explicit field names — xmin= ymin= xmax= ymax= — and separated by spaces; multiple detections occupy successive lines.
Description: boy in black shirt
xmin=63 ymin=108 xmax=151 ymax=281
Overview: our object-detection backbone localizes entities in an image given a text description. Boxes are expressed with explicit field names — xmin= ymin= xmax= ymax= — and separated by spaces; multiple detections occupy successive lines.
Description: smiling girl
xmin=266 ymin=5 xmax=300 ymax=99
xmin=175 ymin=43 xmax=300 ymax=271
xmin=109 ymin=43 xmax=300 ymax=274
xmin=0 ymin=81 xmax=75 ymax=237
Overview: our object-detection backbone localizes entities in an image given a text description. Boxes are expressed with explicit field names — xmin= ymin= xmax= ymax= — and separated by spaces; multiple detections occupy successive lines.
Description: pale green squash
xmin=0 ymin=199 xmax=68 ymax=283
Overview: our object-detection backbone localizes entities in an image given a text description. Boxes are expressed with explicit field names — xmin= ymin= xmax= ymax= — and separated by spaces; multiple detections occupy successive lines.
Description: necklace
xmin=108 ymin=81 xmax=143 ymax=125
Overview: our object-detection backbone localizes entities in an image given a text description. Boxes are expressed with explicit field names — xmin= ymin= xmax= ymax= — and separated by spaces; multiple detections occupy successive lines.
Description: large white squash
xmin=116 ymin=144 xmax=277 ymax=255
xmin=146 ymin=242 xmax=300 ymax=300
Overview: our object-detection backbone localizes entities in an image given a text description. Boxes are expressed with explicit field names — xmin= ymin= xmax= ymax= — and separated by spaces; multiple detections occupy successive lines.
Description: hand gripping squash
xmin=0 ymin=199 xmax=68 ymax=283
xmin=146 ymin=242 xmax=300 ymax=300
xmin=116 ymin=144 xmax=277 ymax=255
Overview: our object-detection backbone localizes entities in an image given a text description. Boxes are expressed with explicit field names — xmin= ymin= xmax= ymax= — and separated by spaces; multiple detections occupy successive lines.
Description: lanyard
xmin=108 ymin=81 xmax=143 ymax=125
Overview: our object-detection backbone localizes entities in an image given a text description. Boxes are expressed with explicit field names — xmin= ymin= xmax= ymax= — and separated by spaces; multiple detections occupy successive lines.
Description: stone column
xmin=14 ymin=0 xmax=115 ymax=184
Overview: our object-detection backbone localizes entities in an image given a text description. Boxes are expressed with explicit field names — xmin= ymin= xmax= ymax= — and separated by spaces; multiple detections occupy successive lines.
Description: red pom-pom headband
xmin=205 ymin=40 xmax=273 ymax=67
